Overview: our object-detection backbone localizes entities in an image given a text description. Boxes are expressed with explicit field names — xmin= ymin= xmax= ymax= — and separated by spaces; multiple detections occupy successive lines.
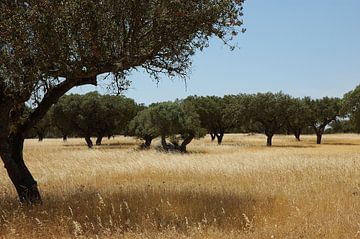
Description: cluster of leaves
xmin=33 ymin=89 xmax=360 ymax=149
xmin=343 ymin=84 xmax=360 ymax=133
xmin=35 ymin=92 xmax=142 ymax=148
xmin=127 ymin=101 xmax=206 ymax=152
xmin=223 ymin=93 xmax=343 ymax=146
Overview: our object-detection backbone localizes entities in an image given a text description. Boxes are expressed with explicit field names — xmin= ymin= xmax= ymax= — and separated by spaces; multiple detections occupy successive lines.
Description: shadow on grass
xmin=0 ymin=187 xmax=286 ymax=237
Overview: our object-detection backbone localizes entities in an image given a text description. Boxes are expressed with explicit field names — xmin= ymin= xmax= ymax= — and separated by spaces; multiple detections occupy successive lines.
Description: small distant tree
xmin=127 ymin=107 xmax=160 ymax=149
xmin=343 ymin=85 xmax=360 ymax=133
xmin=305 ymin=97 xmax=342 ymax=144
xmin=227 ymin=93 xmax=292 ymax=146
xmin=286 ymin=97 xmax=311 ymax=141
xmin=184 ymin=96 xmax=231 ymax=144
xmin=129 ymin=102 xmax=206 ymax=152
xmin=52 ymin=92 xmax=139 ymax=147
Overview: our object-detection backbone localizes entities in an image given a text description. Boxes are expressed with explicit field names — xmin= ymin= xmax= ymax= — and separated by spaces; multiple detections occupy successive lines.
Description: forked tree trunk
xmin=85 ymin=136 xmax=93 ymax=148
xmin=0 ymin=133 xmax=42 ymax=204
xmin=179 ymin=134 xmax=194 ymax=153
xmin=96 ymin=136 xmax=103 ymax=146
xmin=210 ymin=133 xmax=216 ymax=141
xmin=216 ymin=133 xmax=224 ymax=145
xmin=266 ymin=133 xmax=273 ymax=147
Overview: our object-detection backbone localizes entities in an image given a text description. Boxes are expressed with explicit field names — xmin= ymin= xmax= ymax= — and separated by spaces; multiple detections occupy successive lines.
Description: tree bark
xmin=144 ymin=136 xmax=152 ymax=148
xmin=210 ymin=133 xmax=216 ymax=141
xmin=85 ymin=136 xmax=93 ymax=148
xmin=0 ymin=133 xmax=42 ymax=204
xmin=316 ymin=132 xmax=322 ymax=145
xmin=294 ymin=129 xmax=301 ymax=141
xmin=266 ymin=133 xmax=273 ymax=147
xmin=96 ymin=136 xmax=103 ymax=146
xmin=37 ymin=132 xmax=44 ymax=142
xmin=180 ymin=134 xmax=194 ymax=153
xmin=62 ymin=134 xmax=67 ymax=141
xmin=161 ymin=135 xmax=168 ymax=151
xmin=216 ymin=133 xmax=224 ymax=145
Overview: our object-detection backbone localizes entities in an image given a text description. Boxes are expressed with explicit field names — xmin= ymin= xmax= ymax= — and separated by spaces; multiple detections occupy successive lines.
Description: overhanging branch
xmin=18 ymin=76 xmax=97 ymax=132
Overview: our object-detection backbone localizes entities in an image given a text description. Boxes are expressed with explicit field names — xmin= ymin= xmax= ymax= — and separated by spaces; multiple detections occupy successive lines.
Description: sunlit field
xmin=1 ymin=134 xmax=360 ymax=238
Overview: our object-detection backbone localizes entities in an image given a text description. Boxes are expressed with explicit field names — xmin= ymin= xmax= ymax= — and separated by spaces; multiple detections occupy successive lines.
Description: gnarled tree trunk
xmin=179 ymin=134 xmax=194 ymax=153
xmin=0 ymin=133 xmax=42 ymax=204
xmin=144 ymin=136 xmax=152 ymax=148
xmin=161 ymin=135 xmax=168 ymax=151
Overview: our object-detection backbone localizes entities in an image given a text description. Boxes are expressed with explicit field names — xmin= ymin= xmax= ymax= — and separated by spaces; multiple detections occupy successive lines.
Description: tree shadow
xmin=0 ymin=187 xmax=287 ymax=237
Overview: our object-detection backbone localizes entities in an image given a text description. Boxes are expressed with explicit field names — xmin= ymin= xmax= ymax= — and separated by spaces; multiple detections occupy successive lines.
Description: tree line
xmin=31 ymin=85 xmax=360 ymax=151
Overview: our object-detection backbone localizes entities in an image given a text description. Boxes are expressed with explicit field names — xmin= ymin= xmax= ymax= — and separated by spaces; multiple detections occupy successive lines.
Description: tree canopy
xmin=128 ymin=101 xmax=206 ymax=152
xmin=343 ymin=84 xmax=360 ymax=133
xmin=305 ymin=97 xmax=342 ymax=144
xmin=52 ymin=92 xmax=140 ymax=147
xmin=0 ymin=0 xmax=245 ymax=204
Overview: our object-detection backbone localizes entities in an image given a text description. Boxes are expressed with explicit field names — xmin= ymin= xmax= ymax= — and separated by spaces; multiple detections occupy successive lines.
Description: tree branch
xmin=18 ymin=77 xmax=97 ymax=132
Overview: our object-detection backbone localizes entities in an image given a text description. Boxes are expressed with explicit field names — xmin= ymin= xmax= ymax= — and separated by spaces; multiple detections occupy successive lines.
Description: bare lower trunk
xmin=37 ymin=132 xmax=44 ymax=142
xmin=0 ymin=133 xmax=42 ymax=204
xmin=216 ymin=133 xmax=224 ymax=145
xmin=144 ymin=137 xmax=152 ymax=148
xmin=85 ymin=136 xmax=93 ymax=148
xmin=294 ymin=129 xmax=301 ymax=141
xmin=180 ymin=134 xmax=194 ymax=153
xmin=266 ymin=134 xmax=273 ymax=147
xmin=316 ymin=133 xmax=322 ymax=145
xmin=62 ymin=134 xmax=67 ymax=141
xmin=96 ymin=136 xmax=103 ymax=146
xmin=161 ymin=135 xmax=168 ymax=151
xmin=210 ymin=133 xmax=216 ymax=141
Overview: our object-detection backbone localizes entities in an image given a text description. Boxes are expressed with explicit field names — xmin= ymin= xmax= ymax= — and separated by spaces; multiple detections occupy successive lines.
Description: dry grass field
xmin=1 ymin=134 xmax=360 ymax=238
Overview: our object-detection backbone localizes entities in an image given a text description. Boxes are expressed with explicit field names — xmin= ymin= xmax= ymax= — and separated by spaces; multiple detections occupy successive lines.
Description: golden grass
xmin=1 ymin=134 xmax=360 ymax=238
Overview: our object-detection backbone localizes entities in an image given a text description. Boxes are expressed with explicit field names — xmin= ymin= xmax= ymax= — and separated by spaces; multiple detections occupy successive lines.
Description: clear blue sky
xmin=71 ymin=0 xmax=360 ymax=105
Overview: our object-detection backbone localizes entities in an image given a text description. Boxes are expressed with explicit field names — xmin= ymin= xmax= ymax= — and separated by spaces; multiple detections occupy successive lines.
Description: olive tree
xmin=305 ymin=97 xmax=342 ymax=144
xmin=184 ymin=96 xmax=231 ymax=144
xmin=127 ymin=107 xmax=160 ymax=149
xmin=286 ymin=97 xmax=311 ymax=141
xmin=0 ymin=0 xmax=244 ymax=203
xmin=128 ymin=102 xmax=206 ymax=152
xmin=51 ymin=92 xmax=139 ymax=148
xmin=226 ymin=93 xmax=292 ymax=146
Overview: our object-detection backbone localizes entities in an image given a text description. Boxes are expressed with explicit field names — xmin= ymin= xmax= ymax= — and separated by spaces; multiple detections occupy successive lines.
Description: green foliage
xmin=326 ymin=119 xmax=354 ymax=134
xmin=305 ymin=97 xmax=342 ymax=131
xmin=128 ymin=101 xmax=206 ymax=151
xmin=286 ymin=97 xmax=311 ymax=140
xmin=183 ymin=96 xmax=231 ymax=143
xmin=225 ymin=92 xmax=292 ymax=146
xmin=52 ymin=92 xmax=140 ymax=146
xmin=343 ymin=85 xmax=360 ymax=133
xmin=304 ymin=96 xmax=342 ymax=144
